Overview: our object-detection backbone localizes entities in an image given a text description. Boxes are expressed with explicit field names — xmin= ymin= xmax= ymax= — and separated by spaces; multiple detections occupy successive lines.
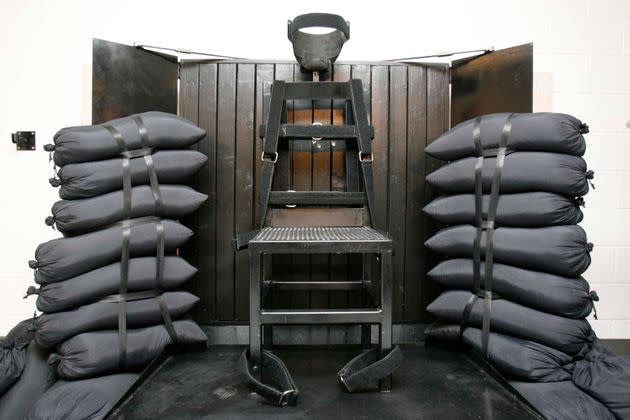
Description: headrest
xmin=288 ymin=13 xmax=349 ymax=73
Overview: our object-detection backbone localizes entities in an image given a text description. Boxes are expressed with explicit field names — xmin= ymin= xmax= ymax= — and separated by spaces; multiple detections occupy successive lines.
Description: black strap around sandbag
xmin=102 ymin=116 xmax=172 ymax=367
xmin=461 ymin=114 xmax=514 ymax=357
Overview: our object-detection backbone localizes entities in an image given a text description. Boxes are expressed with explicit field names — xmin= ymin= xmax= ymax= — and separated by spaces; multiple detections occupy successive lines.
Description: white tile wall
xmin=1 ymin=0 xmax=629 ymax=338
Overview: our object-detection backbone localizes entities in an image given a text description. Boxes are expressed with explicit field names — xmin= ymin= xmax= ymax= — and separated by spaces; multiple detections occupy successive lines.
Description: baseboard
xmin=201 ymin=323 xmax=429 ymax=345
xmin=601 ymin=339 xmax=630 ymax=356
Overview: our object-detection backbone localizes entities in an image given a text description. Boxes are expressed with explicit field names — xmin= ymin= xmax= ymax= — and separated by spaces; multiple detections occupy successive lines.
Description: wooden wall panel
xmin=179 ymin=60 xmax=449 ymax=324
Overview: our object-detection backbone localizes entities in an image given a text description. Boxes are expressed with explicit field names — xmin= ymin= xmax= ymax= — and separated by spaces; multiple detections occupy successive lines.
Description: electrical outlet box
xmin=12 ymin=131 xmax=35 ymax=150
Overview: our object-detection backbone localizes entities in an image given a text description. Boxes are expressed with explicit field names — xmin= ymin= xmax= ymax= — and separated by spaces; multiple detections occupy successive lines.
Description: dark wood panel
xmin=197 ymin=64 xmax=218 ymax=322
xmin=180 ymin=61 xmax=450 ymax=324
xmin=215 ymin=63 xmax=237 ymax=320
xmin=234 ymin=64 xmax=256 ymax=320
xmin=421 ymin=66 xmax=450 ymax=320
xmin=388 ymin=66 xmax=408 ymax=320
xmin=404 ymin=66 xmax=427 ymax=321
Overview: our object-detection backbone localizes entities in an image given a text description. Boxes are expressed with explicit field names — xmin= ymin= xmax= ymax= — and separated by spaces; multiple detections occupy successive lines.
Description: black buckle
xmin=278 ymin=389 xmax=297 ymax=406
xmin=261 ymin=151 xmax=278 ymax=163
xmin=359 ymin=152 xmax=373 ymax=163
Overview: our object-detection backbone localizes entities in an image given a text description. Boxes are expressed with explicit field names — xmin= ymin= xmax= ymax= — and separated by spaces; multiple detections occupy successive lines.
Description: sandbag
xmin=425 ymin=152 xmax=591 ymax=197
xmin=0 ymin=342 xmax=56 ymax=420
xmin=428 ymin=259 xmax=594 ymax=318
xmin=425 ymin=225 xmax=591 ymax=277
xmin=49 ymin=111 xmax=206 ymax=166
xmin=52 ymin=320 xmax=207 ymax=380
xmin=511 ymin=381 xmax=615 ymax=420
xmin=26 ymin=373 xmax=139 ymax=420
xmin=423 ymin=192 xmax=583 ymax=227
xmin=55 ymin=150 xmax=207 ymax=199
xmin=425 ymin=323 xmax=574 ymax=382
xmin=425 ymin=112 xmax=587 ymax=161
xmin=0 ymin=318 xmax=37 ymax=396
xmin=32 ymin=219 xmax=192 ymax=284
xmin=33 ymin=256 xmax=197 ymax=312
xmin=426 ymin=290 xmax=594 ymax=355
xmin=35 ymin=291 xmax=199 ymax=348
xmin=49 ymin=185 xmax=208 ymax=236
xmin=573 ymin=356 xmax=630 ymax=419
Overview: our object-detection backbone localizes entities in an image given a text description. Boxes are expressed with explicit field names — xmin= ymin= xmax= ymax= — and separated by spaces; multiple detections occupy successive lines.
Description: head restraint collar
xmin=288 ymin=13 xmax=349 ymax=74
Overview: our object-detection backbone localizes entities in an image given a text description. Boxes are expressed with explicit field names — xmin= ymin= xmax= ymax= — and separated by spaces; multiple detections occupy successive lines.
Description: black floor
xmin=109 ymin=344 xmax=539 ymax=419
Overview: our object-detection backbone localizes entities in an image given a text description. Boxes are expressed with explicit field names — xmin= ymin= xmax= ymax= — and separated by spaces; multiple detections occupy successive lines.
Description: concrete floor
xmin=108 ymin=344 xmax=540 ymax=419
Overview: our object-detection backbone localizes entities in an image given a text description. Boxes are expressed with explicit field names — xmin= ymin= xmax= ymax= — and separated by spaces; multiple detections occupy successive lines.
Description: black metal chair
xmin=241 ymin=78 xmax=396 ymax=403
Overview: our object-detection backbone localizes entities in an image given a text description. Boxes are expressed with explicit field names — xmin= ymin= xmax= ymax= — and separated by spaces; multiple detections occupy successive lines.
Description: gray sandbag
xmin=425 ymin=225 xmax=592 ymax=277
xmin=428 ymin=259 xmax=594 ymax=318
xmin=425 ymin=152 xmax=591 ymax=197
xmin=426 ymin=290 xmax=594 ymax=355
xmin=32 ymin=219 xmax=192 ymax=284
xmin=511 ymin=381 xmax=615 ymax=420
xmin=425 ymin=323 xmax=574 ymax=382
xmin=26 ymin=373 xmax=139 ymax=420
xmin=49 ymin=111 xmax=206 ymax=166
xmin=425 ymin=112 xmax=587 ymax=161
xmin=52 ymin=320 xmax=207 ymax=380
xmin=0 ymin=318 xmax=37 ymax=396
xmin=423 ymin=192 xmax=583 ymax=227
xmin=35 ymin=291 xmax=199 ymax=348
xmin=0 ymin=342 xmax=56 ymax=420
xmin=572 ymin=356 xmax=630 ymax=419
xmin=55 ymin=150 xmax=207 ymax=199
xmin=49 ymin=185 xmax=208 ymax=236
xmin=32 ymin=256 xmax=197 ymax=312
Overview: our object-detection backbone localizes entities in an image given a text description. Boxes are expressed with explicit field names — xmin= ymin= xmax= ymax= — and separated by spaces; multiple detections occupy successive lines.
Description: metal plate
xmin=92 ymin=39 xmax=178 ymax=124
xmin=451 ymin=43 xmax=533 ymax=126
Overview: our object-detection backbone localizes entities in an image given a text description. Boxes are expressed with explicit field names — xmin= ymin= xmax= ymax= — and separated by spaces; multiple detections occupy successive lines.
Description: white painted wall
xmin=1 ymin=0 xmax=628 ymax=337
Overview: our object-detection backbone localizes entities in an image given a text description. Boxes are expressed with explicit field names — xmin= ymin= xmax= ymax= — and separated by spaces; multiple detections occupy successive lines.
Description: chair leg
xmin=379 ymin=249 xmax=393 ymax=392
xmin=249 ymin=249 xmax=262 ymax=382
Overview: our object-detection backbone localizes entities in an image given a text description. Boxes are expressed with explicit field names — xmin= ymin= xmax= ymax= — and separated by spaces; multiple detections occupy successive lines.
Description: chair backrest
xmin=259 ymin=80 xmax=375 ymax=229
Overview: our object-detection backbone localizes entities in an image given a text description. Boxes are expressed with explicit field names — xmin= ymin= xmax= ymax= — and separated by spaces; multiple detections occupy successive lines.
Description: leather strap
xmin=239 ymin=349 xmax=299 ymax=406
xmin=258 ymin=81 xmax=286 ymax=229
xmin=288 ymin=13 xmax=349 ymax=39
xmin=337 ymin=346 xmax=403 ymax=392
xmin=461 ymin=114 xmax=514 ymax=357
xmin=118 ymin=219 xmax=132 ymax=368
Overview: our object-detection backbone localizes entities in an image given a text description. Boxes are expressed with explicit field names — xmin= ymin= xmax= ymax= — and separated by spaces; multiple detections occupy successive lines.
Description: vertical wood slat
xmin=272 ymin=64 xmax=295 ymax=309
xmin=215 ymin=63 xmax=237 ymax=320
xmin=311 ymin=80 xmax=333 ymax=309
xmin=234 ymin=64 xmax=256 ymax=320
xmin=178 ymin=63 xmax=201 ymax=317
xmin=349 ymin=65 xmax=371 ymax=308
xmin=403 ymin=66 xmax=427 ymax=321
xmin=329 ymin=64 xmax=351 ymax=308
xmin=388 ymin=66 xmax=408 ymax=320
xmin=290 ymin=64 xmax=313 ymax=310
xmin=421 ymin=66 xmax=450 ymax=319
xmin=197 ymin=64 xmax=218 ymax=322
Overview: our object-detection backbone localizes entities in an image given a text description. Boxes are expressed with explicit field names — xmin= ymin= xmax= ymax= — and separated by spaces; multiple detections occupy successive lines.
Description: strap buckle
xmin=278 ymin=389 xmax=297 ymax=406
xmin=359 ymin=151 xmax=373 ymax=163
xmin=261 ymin=151 xmax=278 ymax=163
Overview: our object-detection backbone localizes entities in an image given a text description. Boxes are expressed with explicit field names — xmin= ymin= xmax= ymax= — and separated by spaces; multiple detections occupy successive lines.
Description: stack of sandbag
xmin=422 ymin=113 xmax=630 ymax=419
xmin=18 ymin=112 xmax=209 ymax=420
